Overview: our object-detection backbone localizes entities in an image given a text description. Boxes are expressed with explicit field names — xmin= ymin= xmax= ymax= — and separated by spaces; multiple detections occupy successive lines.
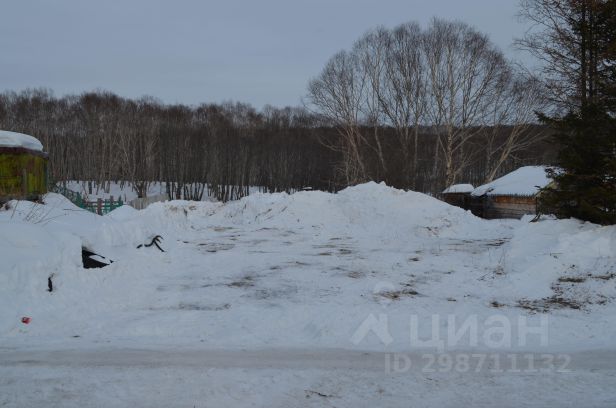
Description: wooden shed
xmin=469 ymin=166 xmax=551 ymax=219
xmin=0 ymin=130 xmax=48 ymax=203
xmin=441 ymin=183 xmax=474 ymax=209
xmin=469 ymin=193 xmax=538 ymax=219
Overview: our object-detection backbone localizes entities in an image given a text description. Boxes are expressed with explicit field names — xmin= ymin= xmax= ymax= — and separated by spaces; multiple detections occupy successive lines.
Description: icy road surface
xmin=1 ymin=348 xmax=615 ymax=407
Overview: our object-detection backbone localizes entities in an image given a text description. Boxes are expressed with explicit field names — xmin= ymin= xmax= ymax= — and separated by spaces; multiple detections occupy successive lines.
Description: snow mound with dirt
xmin=142 ymin=182 xmax=489 ymax=239
xmin=497 ymin=217 xmax=616 ymax=309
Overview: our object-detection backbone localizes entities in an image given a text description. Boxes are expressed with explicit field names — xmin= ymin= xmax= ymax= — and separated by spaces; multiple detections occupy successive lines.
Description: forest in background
xmin=0 ymin=87 xmax=555 ymax=201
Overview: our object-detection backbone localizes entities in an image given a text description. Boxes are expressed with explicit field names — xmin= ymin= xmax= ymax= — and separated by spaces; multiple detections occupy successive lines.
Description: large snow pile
xmin=472 ymin=166 xmax=552 ymax=197
xmin=0 ymin=130 xmax=44 ymax=151
xmin=141 ymin=182 xmax=491 ymax=240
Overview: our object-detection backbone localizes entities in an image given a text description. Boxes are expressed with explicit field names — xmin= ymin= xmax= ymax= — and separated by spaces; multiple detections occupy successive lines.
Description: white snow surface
xmin=1 ymin=182 xmax=615 ymax=407
xmin=442 ymin=183 xmax=474 ymax=194
xmin=63 ymin=181 xmax=172 ymax=202
xmin=0 ymin=130 xmax=44 ymax=151
xmin=62 ymin=180 xmax=262 ymax=202
xmin=472 ymin=166 xmax=552 ymax=197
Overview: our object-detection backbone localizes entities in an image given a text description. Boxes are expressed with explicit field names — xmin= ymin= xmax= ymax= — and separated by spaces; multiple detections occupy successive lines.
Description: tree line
xmin=0 ymin=19 xmax=557 ymax=201
xmin=0 ymin=90 xmax=339 ymax=200
xmin=0 ymin=88 xmax=553 ymax=200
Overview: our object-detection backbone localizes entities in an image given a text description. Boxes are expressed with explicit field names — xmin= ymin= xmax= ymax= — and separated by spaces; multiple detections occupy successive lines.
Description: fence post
xmin=97 ymin=198 xmax=102 ymax=215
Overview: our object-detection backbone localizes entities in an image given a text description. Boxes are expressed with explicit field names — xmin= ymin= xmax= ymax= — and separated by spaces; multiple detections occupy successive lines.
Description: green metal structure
xmin=0 ymin=146 xmax=48 ymax=203
xmin=51 ymin=185 xmax=124 ymax=215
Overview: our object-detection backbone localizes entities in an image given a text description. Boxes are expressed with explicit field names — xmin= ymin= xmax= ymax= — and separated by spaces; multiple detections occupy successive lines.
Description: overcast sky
xmin=0 ymin=0 xmax=529 ymax=108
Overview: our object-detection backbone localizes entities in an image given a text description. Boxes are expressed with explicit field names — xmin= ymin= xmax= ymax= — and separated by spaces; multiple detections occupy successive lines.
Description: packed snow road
xmin=1 ymin=183 xmax=616 ymax=406
xmin=1 ymin=348 xmax=615 ymax=407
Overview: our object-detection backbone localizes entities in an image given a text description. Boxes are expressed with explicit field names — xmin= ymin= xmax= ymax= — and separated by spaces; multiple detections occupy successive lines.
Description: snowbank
xmin=500 ymin=218 xmax=616 ymax=301
xmin=472 ymin=166 xmax=552 ymax=197
xmin=105 ymin=204 xmax=139 ymax=221
xmin=140 ymin=181 xmax=490 ymax=240
xmin=0 ymin=220 xmax=82 ymax=334
xmin=0 ymin=130 xmax=44 ymax=151
xmin=2 ymin=193 xmax=153 ymax=257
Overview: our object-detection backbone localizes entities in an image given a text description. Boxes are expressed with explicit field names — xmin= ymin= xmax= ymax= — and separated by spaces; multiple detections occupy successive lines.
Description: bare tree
xmin=482 ymin=73 xmax=549 ymax=182
xmin=423 ymin=19 xmax=509 ymax=187
xmin=353 ymin=27 xmax=390 ymax=178
xmin=307 ymin=50 xmax=369 ymax=185
xmin=377 ymin=22 xmax=426 ymax=188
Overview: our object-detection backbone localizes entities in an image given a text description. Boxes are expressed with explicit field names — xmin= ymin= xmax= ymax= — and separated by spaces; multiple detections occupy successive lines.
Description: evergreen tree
xmin=538 ymin=105 xmax=616 ymax=224
xmin=522 ymin=0 xmax=616 ymax=224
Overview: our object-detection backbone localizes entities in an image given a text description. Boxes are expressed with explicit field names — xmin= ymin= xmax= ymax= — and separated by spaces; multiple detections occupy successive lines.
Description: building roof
xmin=471 ymin=166 xmax=552 ymax=197
xmin=442 ymin=183 xmax=474 ymax=194
xmin=0 ymin=130 xmax=44 ymax=152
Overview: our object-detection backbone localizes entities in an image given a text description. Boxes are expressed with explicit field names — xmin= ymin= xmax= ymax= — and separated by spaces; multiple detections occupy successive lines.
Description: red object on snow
xmin=21 ymin=317 xmax=31 ymax=324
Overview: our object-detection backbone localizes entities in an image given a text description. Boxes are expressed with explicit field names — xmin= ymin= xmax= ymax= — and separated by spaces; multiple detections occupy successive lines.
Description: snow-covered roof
xmin=442 ymin=183 xmax=474 ymax=194
xmin=0 ymin=130 xmax=44 ymax=152
xmin=472 ymin=166 xmax=552 ymax=197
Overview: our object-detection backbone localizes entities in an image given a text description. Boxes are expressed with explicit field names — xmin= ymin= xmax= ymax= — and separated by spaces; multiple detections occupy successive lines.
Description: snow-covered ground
xmin=1 ymin=183 xmax=615 ymax=407
xmin=62 ymin=180 xmax=263 ymax=202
